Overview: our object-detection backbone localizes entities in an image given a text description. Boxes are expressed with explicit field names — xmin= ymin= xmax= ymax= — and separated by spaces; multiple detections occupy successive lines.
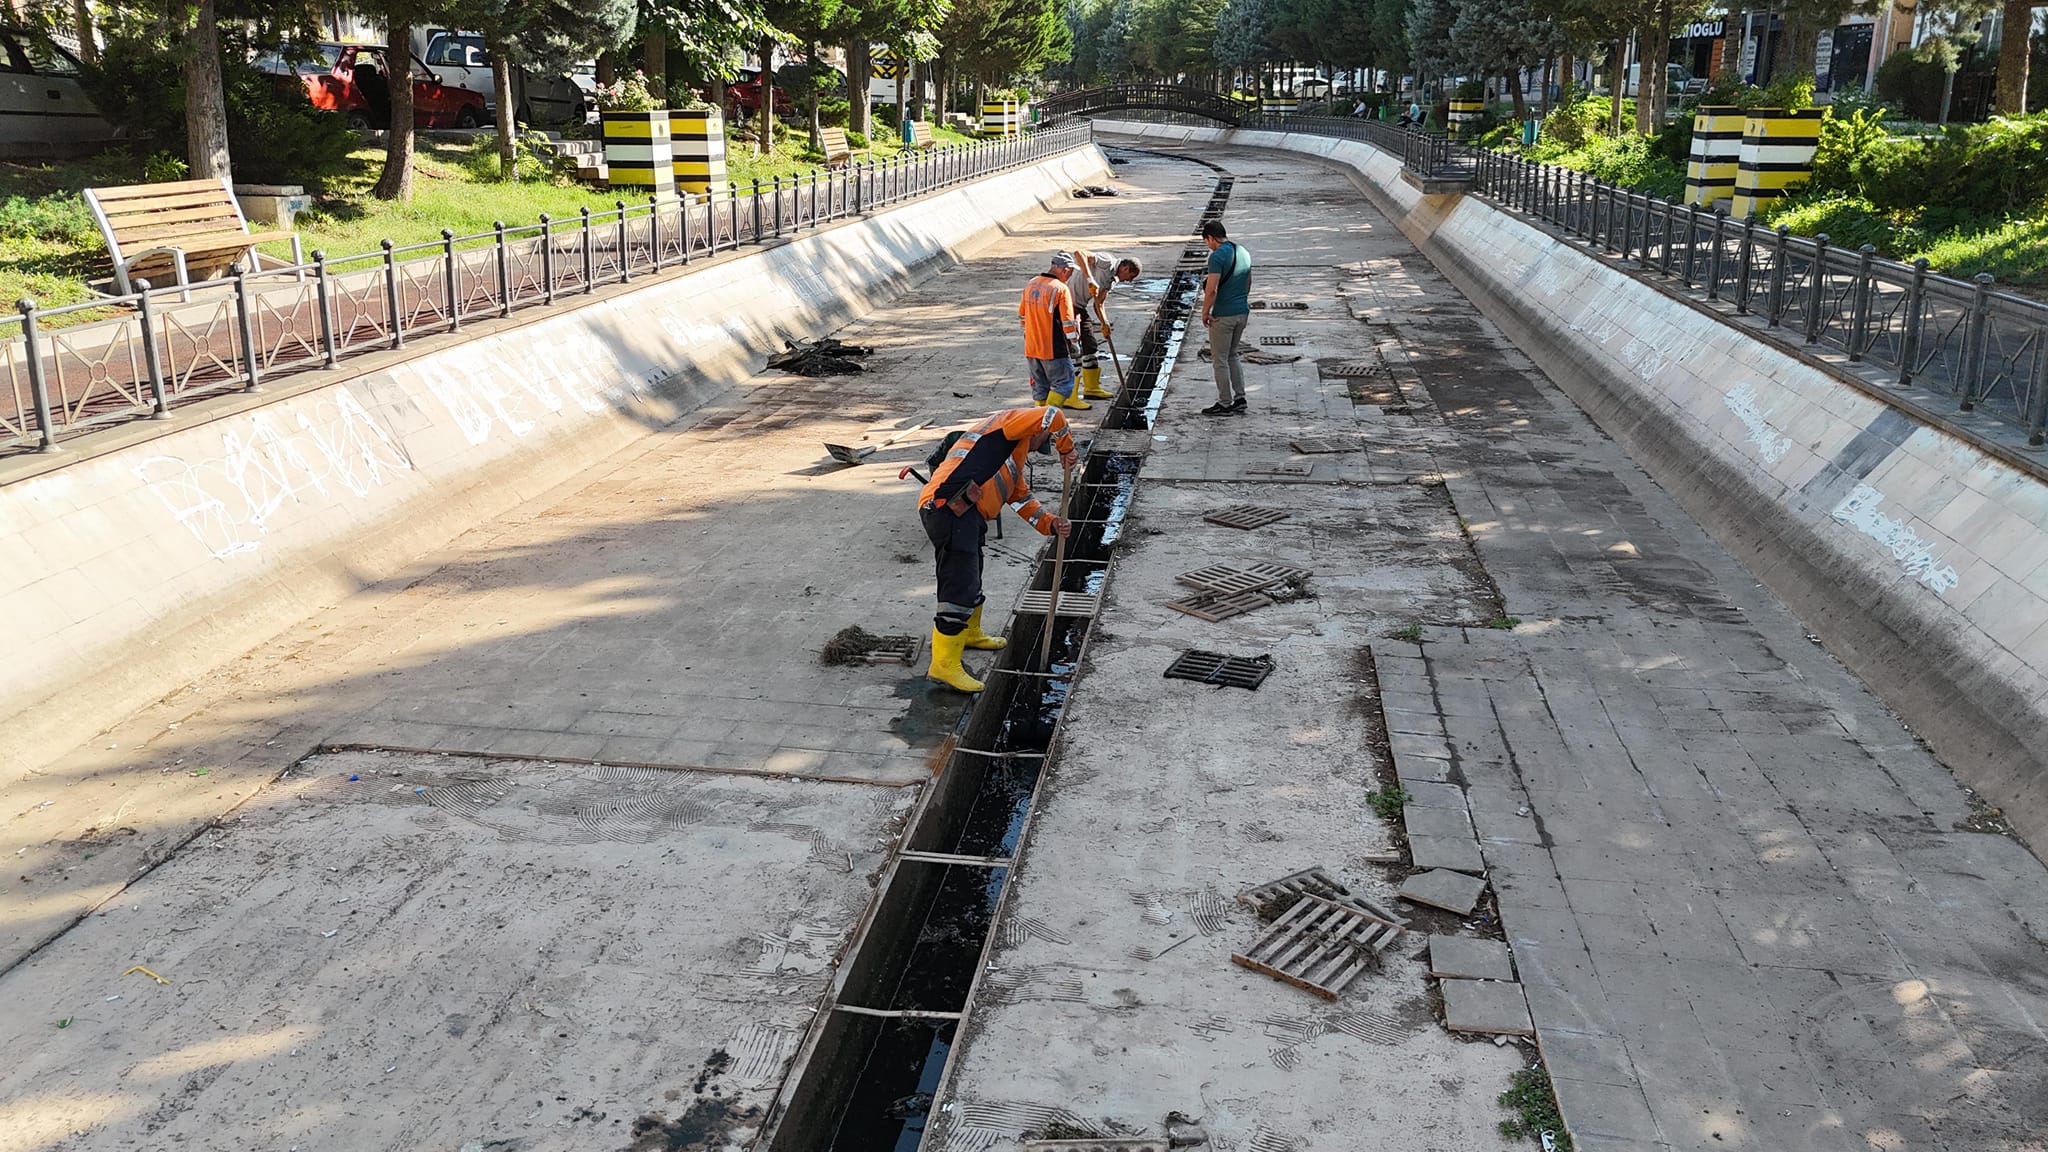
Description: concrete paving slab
xmin=1428 ymin=934 xmax=1516 ymax=981
xmin=1442 ymin=978 xmax=1536 ymax=1037
xmin=1399 ymin=868 xmax=1489 ymax=914
xmin=0 ymin=748 xmax=913 ymax=1150
xmin=1409 ymin=833 xmax=1489 ymax=874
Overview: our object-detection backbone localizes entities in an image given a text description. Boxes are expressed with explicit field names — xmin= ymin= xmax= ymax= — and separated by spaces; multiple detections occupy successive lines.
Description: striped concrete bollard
xmin=1731 ymin=108 xmax=1823 ymax=220
xmin=1447 ymin=98 xmax=1484 ymax=136
xmin=1264 ymin=94 xmax=1299 ymax=116
xmin=980 ymin=99 xmax=1019 ymax=138
xmin=669 ymin=107 xmax=726 ymax=197
xmin=1684 ymin=106 xmax=1744 ymax=208
xmin=602 ymin=109 xmax=674 ymax=198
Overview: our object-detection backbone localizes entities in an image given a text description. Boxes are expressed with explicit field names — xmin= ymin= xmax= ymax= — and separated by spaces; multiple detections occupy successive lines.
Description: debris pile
xmin=768 ymin=337 xmax=873 ymax=376
xmin=820 ymin=626 xmax=920 ymax=666
xmin=1070 ymin=184 xmax=1119 ymax=198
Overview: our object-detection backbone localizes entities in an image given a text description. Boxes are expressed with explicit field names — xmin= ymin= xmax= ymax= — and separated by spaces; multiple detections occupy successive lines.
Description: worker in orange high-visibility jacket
xmin=1018 ymin=253 xmax=1088 ymax=410
xmin=918 ymin=406 xmax=1078 ymax=692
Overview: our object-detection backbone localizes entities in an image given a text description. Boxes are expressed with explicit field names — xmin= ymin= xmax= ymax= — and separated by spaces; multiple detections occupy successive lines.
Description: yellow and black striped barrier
xmin=1264 ymin=94 xmax=1299 ymax=115
xmin=602 ymin=110 xmax=675 ymax=197
xmin=1447 ymin=98 xmax=1484 ymax=135
xmin=979 ymin=99 xmax=1019 ymax=137
xmin=1731 ymin=108 xmax=1823 ymax=220
xmin=668 ymin=108 xmax=726 ymax=196
xmin=1684 ymin=106 xmax=1745 ymax=207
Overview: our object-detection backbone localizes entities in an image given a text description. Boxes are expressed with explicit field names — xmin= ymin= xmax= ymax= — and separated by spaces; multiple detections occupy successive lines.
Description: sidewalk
xmin=936 ymin=139 xmax=2048 ymax=1152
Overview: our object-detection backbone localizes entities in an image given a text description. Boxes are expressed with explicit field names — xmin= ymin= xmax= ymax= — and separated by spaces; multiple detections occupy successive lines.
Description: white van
xmin=0 ymin=26 xmax=120 ymax=156
xmin=867 ymin=46 xmax=932 ymax=110
xmin=413 ymin=29 xmax=588 ymax=127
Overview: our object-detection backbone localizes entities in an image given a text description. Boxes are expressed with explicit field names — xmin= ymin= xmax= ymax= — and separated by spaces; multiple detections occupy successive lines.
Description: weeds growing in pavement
xmin=1365 ymin=785 xmax=1411 ymax=822
xmin=1390 ymin=624 xmax=1423 ymax=643
xmin=1498 ymin=1066 xmax=1570 ymax=1148
xmin=1487 ymin=617 xmax=1521 ymax=630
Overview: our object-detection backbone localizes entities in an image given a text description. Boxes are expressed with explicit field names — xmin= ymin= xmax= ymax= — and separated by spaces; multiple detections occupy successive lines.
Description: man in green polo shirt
xmin=1199 ymin=220 xmax=1252 ymax=416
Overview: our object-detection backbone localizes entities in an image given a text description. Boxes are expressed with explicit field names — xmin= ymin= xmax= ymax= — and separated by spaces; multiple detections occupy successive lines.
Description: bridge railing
xmin=1227 ymin=114 xmax=2048 ymax=447
xmin=1 ymin=122 xmax=1096 ymax=458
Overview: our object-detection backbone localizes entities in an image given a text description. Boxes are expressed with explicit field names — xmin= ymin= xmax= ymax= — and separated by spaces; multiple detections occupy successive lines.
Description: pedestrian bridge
xmin=1036 ymin=83 xmax=1258 ymax=126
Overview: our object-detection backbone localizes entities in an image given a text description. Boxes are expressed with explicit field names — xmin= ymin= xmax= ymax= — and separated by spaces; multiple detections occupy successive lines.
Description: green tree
xmin=444 ymin=0 xmax=636 ymax=178
xmin=1450 ymin=0 xmax=1559 ymax=119
xmin=1213 ymin=0 xmax=1276 ymax=92
xmin=1995 ymin=0 xmax=2042 ymax=113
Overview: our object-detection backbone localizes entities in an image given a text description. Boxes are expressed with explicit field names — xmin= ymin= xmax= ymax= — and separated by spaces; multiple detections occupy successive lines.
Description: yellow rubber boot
xmin=961 ymin=604 xmax=1007 ymax=650
xmin=1051 ymin=386 xmax=1092 ymax=411
xmin=926 ymin=629 xmax=985 ymax=693
xmin=1079 ymin=366 xmax=1114 ymax=400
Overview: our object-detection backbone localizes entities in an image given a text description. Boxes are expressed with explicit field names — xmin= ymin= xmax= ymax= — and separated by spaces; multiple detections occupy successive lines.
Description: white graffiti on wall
xmin=1725 ymin=382 xmax=1794 ymax=464
xmin=419 ymin=329 xmax=639 ymax=446
xmin=135 ymin=387 xmax=414 ymax=559
xmin=1830 ymin=483 xmax=1960 ymax=594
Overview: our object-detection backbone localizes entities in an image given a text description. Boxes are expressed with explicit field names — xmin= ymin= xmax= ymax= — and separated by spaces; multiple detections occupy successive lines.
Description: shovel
xmin=824 ymin=419 xmax=930 ymax=466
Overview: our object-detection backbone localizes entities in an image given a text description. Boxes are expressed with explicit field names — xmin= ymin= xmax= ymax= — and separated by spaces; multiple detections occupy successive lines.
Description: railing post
xmin=1681 ymin=205 xmax=1699 ymax=286
xmin=855 ymin=161 xmax=866 ymax=214
xmin=133 ymin=279 xmax=169 ymax=416
xmin=2025 ymin=330 xmax=2048 ymax=445
xmin=1900 ymin=258 xmax=1929 ymax=385
xmin=580 ymin=206 xmax=595 ymax=292
xmin=728 ymin=183 xmax=738 ymax=248
xmin=1960 ymin=273 xmax=1996 ymax=410
xmin=1735 ymin=218 xmax=1757 ymax=313
xmin=313 ymin=252 xmax=338 ymax=366
xmin=1804 ymin=233 xmax=1830 ymax=343
xmin=1849 ymin=244 xmax=1875 ymax=360
xmin=16 ymin=299 xmax=56 ymax=451
xmin=649 ymin=195 xmax=663 ymax=273
xmin=616 ymin=200 xmax=630 ymax=282
xmin=539 ymin=214 xmax=556 ymax=304
xmin=494 ymin=221 xmax=512 ymax=316
xmin=752 ymin=178 xmax=764 ymax=241
xmin=810 ymin=168 xmax=819 ymax=225
xmin=233 ymin=262 xmax=262 ymax=391
xmin=772 ymin=176 xmax=783 ymax=236
xmin=441 ymin=228 xmax=459 ymax=331
xmin=1766 ymin=224 xmax=1790 ymax=326
xmin=382 ymin=239 xmax=404 ymax=347
xmin=681 ymin=194 xmax=693 ymax=264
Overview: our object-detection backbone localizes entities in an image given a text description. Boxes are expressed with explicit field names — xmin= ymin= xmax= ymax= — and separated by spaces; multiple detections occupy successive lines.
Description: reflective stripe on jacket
xmin=918 ymin=407 xmax=1076 ymax=532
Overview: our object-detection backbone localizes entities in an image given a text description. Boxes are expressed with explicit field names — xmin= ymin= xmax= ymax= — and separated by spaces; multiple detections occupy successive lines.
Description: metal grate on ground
xmin=1230 ymin=894 xmax=1406 ymax=999
xmin=1023 ymin=1141 xmax=1172 ymax=1152
xmin=1014 ymin=590 xmax=1102 ymax=617
xmin=1250 ymin=300 xmax=1311 ymax=310
xmin=856 ymin=635 xmax=922 ymax=664
xmin=1259 ymin=335 xmax=1296 ymax=346
xmin=1319 ymin=361 xmax=1384 ymax=378
xmin=1165 ymin=589 xmax=1274 ymax=622
xmin=1237 ymin=865 xmax=1409 ymax=926
xmin=1244 ymin=462 xmax=1314 ymax=478
xmin=1163 ymin=650 xmax=1275 ymax=690
xmin=1289 ymin=436 xmax=1363 ymax=455
xmin=1176 ymin=562 xmax=1311 ymax=596
xmin=1204 ymin=504 xmax=1291 ymax=530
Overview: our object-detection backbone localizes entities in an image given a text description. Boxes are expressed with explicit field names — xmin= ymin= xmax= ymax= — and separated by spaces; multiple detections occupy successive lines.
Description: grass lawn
xmin=3 ymin=118 xmax=989 ymax=332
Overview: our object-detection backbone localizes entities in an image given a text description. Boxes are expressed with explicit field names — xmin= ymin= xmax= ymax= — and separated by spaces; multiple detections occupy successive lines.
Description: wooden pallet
xmin=1237 ymin=865 xmax=1409 ymax=926
xmin=1231 ymin=894 xmax=1405 ymax=999
xmin=1203 ymin=504 xmax=1291 ymax=530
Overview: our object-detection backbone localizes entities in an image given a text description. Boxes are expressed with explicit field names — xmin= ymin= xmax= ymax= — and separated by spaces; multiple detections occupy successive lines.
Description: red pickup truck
xmin=257 ymin=43 xmax=487 ymax=130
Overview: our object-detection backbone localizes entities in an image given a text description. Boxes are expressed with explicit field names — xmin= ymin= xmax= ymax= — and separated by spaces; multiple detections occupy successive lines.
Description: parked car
xmin=0 ymin=26 xmax=121 ymax=156
xmin=257 ymin=43 xmax=487 ymax=129
xmin=414 ymin=29 xmax=587 ymax=127
xmin=726 ymin=72 xmax=793 ymax=120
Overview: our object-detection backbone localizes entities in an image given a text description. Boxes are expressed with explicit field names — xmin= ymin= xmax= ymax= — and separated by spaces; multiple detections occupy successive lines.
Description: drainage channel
xmin=761 ymin=150 xmax=1234 ymax=1152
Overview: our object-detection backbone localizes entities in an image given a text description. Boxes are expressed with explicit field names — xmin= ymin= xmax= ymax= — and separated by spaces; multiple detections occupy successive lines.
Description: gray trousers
xmin=1209 ymin=312 xmax=1248 ymax=403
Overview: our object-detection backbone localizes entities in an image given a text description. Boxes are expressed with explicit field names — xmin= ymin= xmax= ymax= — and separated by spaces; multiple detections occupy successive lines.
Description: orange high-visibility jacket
xmin=1018 ymin=273 xmax=1076 ymax=360
xmin=919 ymin=407 xmax=1076 ymax=533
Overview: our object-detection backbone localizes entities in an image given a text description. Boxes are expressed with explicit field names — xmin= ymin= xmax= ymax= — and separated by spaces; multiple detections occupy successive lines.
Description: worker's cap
xmin=1048 ymin=252 xmax=1077 ymax=271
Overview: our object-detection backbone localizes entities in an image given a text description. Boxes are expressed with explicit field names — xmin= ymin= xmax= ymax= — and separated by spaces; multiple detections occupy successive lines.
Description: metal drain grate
xmin=858 ymin=635 xmax=921 ymax=664
xmin=1244 ymin=462 xmax=1314 ymax=478
xmin=1231 ymin=894 xmax=1405 ymax=1000
xmin=1238 ymin=865 xmax=1409 ymax=926
xmin=1289 ymin=437 xmax=1363 ymax=455
xmin=1165 ymin=589 xmax=1274 ymax=622
xmin=1014 ymin=590 xmax=1101 ymax=617
xmin=1023 ymin=1141 xmax=1171 ymax=1152
xmin=1320 ymin=361 xmax=1384 ymax=378
xmin=1204 ymin=504 xmax=1291 ymax=530
xmin=1259 ymin=335 xmax=1296 ymax=346
xmin=1176 ymin=562 xmax=1310 ymax=596
xmin=1251 ymin=301 xmax=1311 ymax=310
xmin=1164 ymin=650 xmax=1275 ymax=689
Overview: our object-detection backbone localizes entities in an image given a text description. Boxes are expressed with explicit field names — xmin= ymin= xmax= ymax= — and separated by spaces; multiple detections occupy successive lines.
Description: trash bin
xmin=901 ymin=117 xmax=915 ymax=145
xmin=1521 ymin=119 xmax=1540 ymax=146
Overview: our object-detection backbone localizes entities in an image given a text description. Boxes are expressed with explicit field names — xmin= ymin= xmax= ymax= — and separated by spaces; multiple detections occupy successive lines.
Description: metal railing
xmin=1 ymin=122 xmax=1094 ymax=458
xmin=1223 ymin=113 xmax=2046 ymax=447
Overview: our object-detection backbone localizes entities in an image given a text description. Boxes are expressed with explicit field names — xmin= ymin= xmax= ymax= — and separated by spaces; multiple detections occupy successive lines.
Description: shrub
xmin=1827 ymin=82 xmax=1891 ymax=119
xmin=1542 ymin=96 xmax=1604 ymax=150
xmin=845 ymin=128 xmax=869 ymax=149
xmin=142 ymin=151 xmax=189 ymax=183
xmin=1759 ymin=71 xmax=1817 ymax=111
xmin=1810 ymin=108 xmax=1888 ymax=195
xmin=1649 ymin=113 xmax=1691 ymax=165
xmin=595 ymin=70 xmax=661 ymax=111
xmin=0 ymin=194 xmax=99 ymax=246
xmin=1759 ymin=193 xmax=1900 ymax=253
xmin=1875 ymin=44 xmax=1948 ymax=121
xmin=1852 ymin=134 xmax=1940 ymax=214
xmin=817 ymin=97 xmax=851 ymax=127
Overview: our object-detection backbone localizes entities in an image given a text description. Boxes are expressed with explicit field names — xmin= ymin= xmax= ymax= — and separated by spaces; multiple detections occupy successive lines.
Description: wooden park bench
xmin=906 ymin=121 xmax=936 ymax=150
xmin=818 ymin=126 xmax=870 ymax=168
xmin=83 ymin=176 xmax=303 ymax=296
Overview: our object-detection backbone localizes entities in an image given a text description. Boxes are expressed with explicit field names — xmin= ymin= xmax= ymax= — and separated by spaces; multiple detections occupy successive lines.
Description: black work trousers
xmin=921 ymin=503 xmax=987 ymax=634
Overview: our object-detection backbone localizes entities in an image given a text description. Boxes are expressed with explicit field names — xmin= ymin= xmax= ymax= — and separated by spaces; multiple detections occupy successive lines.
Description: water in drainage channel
xmin=767 ymin=155 xmax=1235 ymax=1152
